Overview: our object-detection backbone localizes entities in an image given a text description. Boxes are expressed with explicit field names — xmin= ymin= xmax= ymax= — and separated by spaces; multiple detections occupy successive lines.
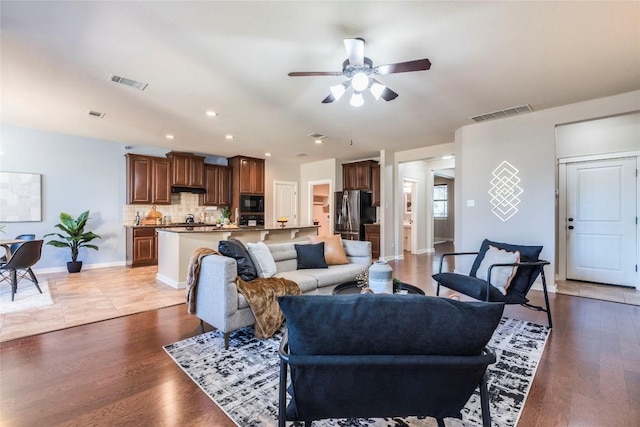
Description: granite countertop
xmin=156 ymin=224 xmax=320 ymax=233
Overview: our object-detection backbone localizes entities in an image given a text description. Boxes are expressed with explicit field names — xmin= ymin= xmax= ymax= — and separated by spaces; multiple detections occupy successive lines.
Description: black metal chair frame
xmin=278 ymin=330 xmax=495 ymax=427
xmin=436 ymin=252 xmax=553 ymax=328
xmin=0 ymin=240 xmax=43 ymax=301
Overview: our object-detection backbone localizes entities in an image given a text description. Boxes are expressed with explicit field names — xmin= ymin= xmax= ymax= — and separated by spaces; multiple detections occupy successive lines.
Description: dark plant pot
xmin=67 ymin=261 xmax=83 ymax=273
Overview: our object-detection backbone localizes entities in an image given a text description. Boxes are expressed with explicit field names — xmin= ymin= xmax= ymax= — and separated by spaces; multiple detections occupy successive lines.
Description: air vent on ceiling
xmin=470 ymin=104 xmax=533 ymax=123
xmin=87 ymin=110 xmax=105 ymax=118
xmin=307 ymin=133 xmax=327 ymax=139
xmin=109 ymin=74 xmax=148 ymax=91
xmin=295 ymin=153 xmax=308 ymax=157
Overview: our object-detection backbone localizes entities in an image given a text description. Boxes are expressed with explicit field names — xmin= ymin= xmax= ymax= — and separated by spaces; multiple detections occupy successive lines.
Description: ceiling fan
xmin=288 ymin=38 xmax=431 ymax=106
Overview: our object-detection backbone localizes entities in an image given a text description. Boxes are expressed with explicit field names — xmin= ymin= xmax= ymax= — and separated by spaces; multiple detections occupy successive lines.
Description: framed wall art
xmin=0 ymin=172 xmax=42 ymax=222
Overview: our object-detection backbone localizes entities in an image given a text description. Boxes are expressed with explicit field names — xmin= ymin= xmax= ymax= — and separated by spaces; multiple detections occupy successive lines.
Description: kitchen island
xmin=156 ymin=224 xmax=320 ymax=288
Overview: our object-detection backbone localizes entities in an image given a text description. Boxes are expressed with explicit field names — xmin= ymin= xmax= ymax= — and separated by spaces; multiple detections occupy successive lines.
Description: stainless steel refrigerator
xmin=334 ymin=190 xmax=376 ymax=241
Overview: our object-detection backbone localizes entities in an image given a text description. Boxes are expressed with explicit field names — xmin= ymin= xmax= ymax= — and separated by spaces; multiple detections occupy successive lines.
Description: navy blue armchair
xmin=277 ymin=294 xmax=505 ymax=427
xmin=433 ymin=239 xmax=552 ymax=328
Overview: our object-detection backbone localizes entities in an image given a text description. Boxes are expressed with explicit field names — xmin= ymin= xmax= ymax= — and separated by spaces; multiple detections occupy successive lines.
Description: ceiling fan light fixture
xmin=351 ymin=72 xmax=369 ymax=92
xmin=370 ymin=82 xmax=386 ymax=100
xmin=329 ymin=84 xmax=346 ymax=101
xmin=350 ymin=92 xmax=364 ymax=107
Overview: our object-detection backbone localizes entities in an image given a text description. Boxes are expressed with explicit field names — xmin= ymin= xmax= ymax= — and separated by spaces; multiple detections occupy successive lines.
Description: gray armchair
xmin=277 ymin=294 xmax=505 ymax=426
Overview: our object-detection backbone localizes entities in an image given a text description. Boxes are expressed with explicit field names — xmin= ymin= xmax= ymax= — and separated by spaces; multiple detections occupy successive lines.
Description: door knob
xmin=568 ymin=226 xmax=574 ymax=230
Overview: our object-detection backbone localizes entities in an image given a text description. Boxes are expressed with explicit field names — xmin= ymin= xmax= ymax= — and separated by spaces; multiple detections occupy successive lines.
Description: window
xmin=433 ymin=184 xmax=448 ymax=218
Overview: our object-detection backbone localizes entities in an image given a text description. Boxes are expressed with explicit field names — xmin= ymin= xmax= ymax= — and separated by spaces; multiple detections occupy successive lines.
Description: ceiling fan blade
xmin=321 ymin=93 xmax=336 ymax=103
xmin=288 ymin=71 xmax=343 ymax=77
xmin=374 ymin=58 xmax=431 ymax=75
xmin=344 ymin=38 xmax=365 ymax=66
xmin=380 ymin=87 xmax=399 ymax=101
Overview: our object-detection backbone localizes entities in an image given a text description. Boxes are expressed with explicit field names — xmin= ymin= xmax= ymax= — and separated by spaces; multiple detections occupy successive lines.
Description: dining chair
xmin=0 ymin=239 xmax=44 ymax=301
xmin=0 ymin=234 xmax=36 ymax=264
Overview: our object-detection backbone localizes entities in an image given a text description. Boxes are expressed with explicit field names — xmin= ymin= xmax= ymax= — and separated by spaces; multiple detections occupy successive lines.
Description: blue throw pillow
xmin=218 ymin=238 xmax=258 ymax=281
xmin=294 ymin=242 xmax=328 ymax=269
xmin=279 ymin=294 xmax=504 ymax=356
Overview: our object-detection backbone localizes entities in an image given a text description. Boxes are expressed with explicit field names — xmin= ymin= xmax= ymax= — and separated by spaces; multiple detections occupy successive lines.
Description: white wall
xmin=454 ymin=90 xmax=640 ymax=278
xmin=0 ymin=125 xmax=128 ymax=270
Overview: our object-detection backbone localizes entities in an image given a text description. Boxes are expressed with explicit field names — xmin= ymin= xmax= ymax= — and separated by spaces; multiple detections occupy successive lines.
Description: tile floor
xmin=556 ymin=279 xmax=640 ymax=306
xmin=0 ymin=265 xmax=184 ymax=342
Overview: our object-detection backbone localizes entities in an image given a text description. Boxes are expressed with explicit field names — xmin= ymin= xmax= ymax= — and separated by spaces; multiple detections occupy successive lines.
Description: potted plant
xmin=45 ymin=210 xmax=101 ymax=273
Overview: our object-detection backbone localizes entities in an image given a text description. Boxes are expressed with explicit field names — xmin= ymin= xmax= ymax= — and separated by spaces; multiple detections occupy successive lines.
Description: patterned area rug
xmin=164 ymin=317 xmax=550 ymax=427
xmin=0 ymin=280 xmax=53 ymax=314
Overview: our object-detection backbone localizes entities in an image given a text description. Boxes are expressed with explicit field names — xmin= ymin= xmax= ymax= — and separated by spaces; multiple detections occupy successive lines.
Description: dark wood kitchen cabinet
xmin=343 ymin=160 xmax=378 ymax=191
xmin=126 ymin=226 xmax=157 ymax=266
xmin=126 ymin=154 xmax=171 ymax=205
xmin=229 ymin=155 xmax=265 ymax=195
xmin=364 ymin=223 xmax=380 ymax=260
xmin=200 ymin=164 xmax=232 ymax=206
xmin=166 ymin=151 xmax=206 ymax=188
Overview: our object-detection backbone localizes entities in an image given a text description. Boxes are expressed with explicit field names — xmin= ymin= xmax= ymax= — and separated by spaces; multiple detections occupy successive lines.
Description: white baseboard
xmin=33 ymin=261 xmax=126 ymax=275
xmin=156 ymin=273 xmax=185 ymax=289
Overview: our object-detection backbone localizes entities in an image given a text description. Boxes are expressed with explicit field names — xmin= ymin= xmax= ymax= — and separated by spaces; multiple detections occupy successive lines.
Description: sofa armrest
xmin=194 ymin=254 xmax=239 ymax=325
xmin=342 ymin=240 xmax=372 ymax=266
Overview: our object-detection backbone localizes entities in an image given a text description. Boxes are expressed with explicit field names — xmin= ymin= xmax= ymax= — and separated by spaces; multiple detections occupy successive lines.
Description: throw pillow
xmin=218 ymin=238 xmax=258 ymax=281
xmin=470 ymin=239 xmax=543 ymax=302
xmin=308 ymin=234 xmax=349 ymax=265
xmin=294 ymin=242 xmax=328 ymax=269
xmin=476 ymin=245 xmax=520 ymax=294
xmin=247 ymin=241 xmax=277 ymax=278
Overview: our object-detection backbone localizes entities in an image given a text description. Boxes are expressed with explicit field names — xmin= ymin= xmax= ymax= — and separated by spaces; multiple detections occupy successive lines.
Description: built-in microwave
xmin=240 ymin=195 xmax=264 ymax=213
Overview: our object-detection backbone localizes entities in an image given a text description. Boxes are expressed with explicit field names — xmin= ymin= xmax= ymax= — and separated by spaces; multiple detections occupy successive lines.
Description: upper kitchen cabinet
xmin=126 ymin=154 xmax=171 ymax=205
xmin=343 ymin=160 xmax=378 ymax=192
xmin=229 ymin=155 xmax=264 ymax=195
xmin=200 ymin=164 xmax=232 ymax=206
xmin=166 ymin=151 xmax=206 ymax=188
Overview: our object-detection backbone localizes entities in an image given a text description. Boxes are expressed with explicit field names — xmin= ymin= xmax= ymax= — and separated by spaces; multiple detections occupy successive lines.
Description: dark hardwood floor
xmin=1 ymin=245 xmax=639 ymax=426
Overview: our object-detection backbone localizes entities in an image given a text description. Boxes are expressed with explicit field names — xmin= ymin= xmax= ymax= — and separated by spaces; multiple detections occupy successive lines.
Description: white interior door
xmin=274 ymin=181 xmax=297 ymax=225
xmin=566 ymin=157 xmax=637 ymax=286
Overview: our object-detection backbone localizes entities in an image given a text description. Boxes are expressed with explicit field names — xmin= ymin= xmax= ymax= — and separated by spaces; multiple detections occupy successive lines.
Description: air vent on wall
xmin=109 ymin=74 xmax=148 ymax=91
xmin=87 ymin=110 xmax=105 ymax=118
xmin=470 ymin=104 xmax=533 ymax=123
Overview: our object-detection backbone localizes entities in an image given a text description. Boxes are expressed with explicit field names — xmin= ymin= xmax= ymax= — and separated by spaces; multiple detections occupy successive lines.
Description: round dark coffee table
xmin=332 ymin=280 xmax=425 ymax=295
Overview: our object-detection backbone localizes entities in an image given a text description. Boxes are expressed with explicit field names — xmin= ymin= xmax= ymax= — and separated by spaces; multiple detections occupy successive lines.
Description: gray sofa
xmin=193 ymin=239 xmax=372 ymax=347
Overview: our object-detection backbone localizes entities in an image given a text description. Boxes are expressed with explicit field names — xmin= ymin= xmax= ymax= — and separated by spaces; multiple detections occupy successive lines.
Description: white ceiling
xmin=1 ymin=1 xmax=639 ymax=164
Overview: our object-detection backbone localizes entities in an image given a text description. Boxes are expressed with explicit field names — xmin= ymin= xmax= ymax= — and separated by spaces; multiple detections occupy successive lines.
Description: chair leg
xmin=480 ymin=372 xmax=491 ymax=427
xmin=26 ymin=268 xmax=42 ymax=294
xmin=278 ymin=359 xmax=288 ymax=427
xmin=11 ymin=270 xmax=17 ymax=301
xmin=224 ymin=332 xmax=230 ymax=350
xmin=436 ymin=418 xmax=446 ymax=427
xmin=436 ymin=281 xmax=442 ymax=296
xmin=540 ymin=269 xmax=553 ymax=329
xmin=200 ymin=319 xmax=205 ymax=334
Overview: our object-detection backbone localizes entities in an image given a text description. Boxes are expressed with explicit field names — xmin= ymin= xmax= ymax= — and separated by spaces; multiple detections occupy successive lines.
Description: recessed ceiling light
xmin=166 ymin=134 xmax=175 ymax=139
xmin=314 ymin=139 xmax=323 ymax=144
xmin=265 ymin=153 xmax=271 ymax=157
xmin=206 ymin=111 xmax=218 ymax=117
xmin=225 ymin=134 xmax=234 ymax=140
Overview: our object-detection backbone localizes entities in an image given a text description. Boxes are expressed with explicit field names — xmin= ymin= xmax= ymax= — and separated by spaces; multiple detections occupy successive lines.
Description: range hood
xmin=171 ymin=186 xmax=206 ymax=194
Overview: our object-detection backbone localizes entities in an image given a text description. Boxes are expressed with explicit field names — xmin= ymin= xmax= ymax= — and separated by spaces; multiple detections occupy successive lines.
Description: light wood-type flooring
xmin=1 ymin=244 xmax=639 ymax=426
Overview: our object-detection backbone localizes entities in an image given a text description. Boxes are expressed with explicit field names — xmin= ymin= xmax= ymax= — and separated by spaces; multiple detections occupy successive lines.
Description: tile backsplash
xmin=123 ymin=193 xmax=224 ymax=225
